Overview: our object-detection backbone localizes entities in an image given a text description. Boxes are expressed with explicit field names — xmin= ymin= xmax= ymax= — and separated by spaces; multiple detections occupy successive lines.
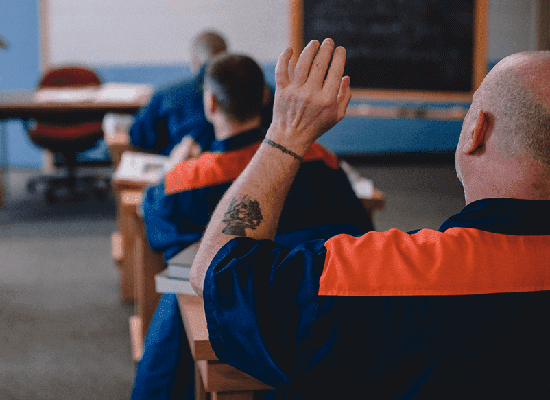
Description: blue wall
xmin=1 ymin=1 xmax=44 ymax=168
xmin=2 ymin=1 xmax=471 ymax=168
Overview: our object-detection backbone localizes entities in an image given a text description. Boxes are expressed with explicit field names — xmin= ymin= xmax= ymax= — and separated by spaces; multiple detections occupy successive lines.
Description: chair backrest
xmin=29 ymin=65 xmax=104 ymax=154
xmin=39 ymin=66 xmax=101 ymax=88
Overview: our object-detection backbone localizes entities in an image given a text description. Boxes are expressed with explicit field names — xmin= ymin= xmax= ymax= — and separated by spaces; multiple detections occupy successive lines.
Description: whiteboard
xmin=47 ymin=0 xmax=288 ymax=66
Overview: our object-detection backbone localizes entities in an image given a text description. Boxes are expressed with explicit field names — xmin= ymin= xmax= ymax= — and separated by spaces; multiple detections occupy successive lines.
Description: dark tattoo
xmin=263 ymin=139 xmax=303 ymax=161
xmin=222 ymin=195 xmax=264 ymax=236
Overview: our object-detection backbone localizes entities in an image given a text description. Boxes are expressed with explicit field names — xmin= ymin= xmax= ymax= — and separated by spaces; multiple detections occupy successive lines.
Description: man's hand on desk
xmin=166 ymin=136 xmax=202 ymax=173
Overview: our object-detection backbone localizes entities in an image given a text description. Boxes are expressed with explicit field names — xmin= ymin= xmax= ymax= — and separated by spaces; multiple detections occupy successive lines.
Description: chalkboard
xmin=291 ymin=0 xmax=488 ymax=101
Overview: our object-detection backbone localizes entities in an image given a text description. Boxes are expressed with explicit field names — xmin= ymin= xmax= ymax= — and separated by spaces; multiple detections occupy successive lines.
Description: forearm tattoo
xmin=222 ymin=195 xmax=264 ymax=236
xmin=263 ymin=139 xmax=303 ymax=161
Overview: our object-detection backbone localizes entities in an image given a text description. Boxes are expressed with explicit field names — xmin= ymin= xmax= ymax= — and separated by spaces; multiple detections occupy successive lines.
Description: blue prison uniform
xmin=141 ymin=128 xmax=373 ymax=260
xmin=129 ymin=66 xmax=213 ymax=155
xmin=204 ymin=198 xmax=550 ymax=399
xmin=131 ymin=128 xmax=374 ymax=399
xmin=129 ymin=67 xmax=274 ymax=155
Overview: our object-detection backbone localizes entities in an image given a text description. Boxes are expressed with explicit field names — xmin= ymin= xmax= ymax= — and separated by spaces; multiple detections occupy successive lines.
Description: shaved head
xmin=455 ymin=51 xmax=550 ymax=203
xmin=191 ymin=31 xmax=227 ymax=68
xmin=468 ymin=51 xmax=550 ymax=166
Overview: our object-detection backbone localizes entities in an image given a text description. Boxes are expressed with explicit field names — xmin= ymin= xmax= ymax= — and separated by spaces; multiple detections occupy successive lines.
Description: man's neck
xmin=463 ymin=156 xmax=550 ymax=205
xmin=214 ymin=116 xmax=261 ymax=141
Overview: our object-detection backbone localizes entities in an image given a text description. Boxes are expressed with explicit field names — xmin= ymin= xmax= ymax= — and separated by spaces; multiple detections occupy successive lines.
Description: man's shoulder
xmin=301 ymin=142 xmax=339 ymax=169
xmin=320 ymin=227 xmax=550 ymax=297
xmin=154 ymin=74 xmax=201 ymax=100
xmin=165 ymin=144 xmax=262 ymax=194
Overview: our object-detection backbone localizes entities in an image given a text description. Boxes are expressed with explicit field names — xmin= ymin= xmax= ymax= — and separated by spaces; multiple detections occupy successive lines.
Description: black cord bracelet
xmin=263 ymin=139 xmax=303 ymax=161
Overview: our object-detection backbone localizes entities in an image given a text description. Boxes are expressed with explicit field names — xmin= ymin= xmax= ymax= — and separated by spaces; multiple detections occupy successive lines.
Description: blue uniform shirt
xmin=141 ymin=128 xmax=374 ymax=260
xmin=129 ymin=67 xmax=213 ymax=155
xmin=129 ymin=68 xmax=275 ymax=155
xmin=132 ymin=129 xmax=374 ymax=399
xmin=205 ymin=198 xmax=550 ymax=399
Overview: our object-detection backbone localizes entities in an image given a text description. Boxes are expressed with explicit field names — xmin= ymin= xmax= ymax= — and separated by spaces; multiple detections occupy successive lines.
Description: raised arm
xmin=189 ymin=38 xmax=351 ymax=297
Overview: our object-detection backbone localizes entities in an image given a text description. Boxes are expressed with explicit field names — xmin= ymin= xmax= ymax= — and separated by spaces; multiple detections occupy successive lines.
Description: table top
xmin=0 ymin=84 xmax=153 ymax=119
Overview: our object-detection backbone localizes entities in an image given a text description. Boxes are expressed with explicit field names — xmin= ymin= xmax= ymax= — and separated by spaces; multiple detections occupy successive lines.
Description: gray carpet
xmin=1 ymin=168 xmax=135 ymax=400
xmin=0 ymin=159 xmax=465 ymax=399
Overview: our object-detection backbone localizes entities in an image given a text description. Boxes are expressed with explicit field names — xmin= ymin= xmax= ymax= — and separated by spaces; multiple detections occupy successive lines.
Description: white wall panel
xmin=48 ymin=0 xmax=288 ymax=66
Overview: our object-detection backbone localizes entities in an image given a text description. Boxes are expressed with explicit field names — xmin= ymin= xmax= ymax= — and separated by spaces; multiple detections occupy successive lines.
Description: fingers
xmin=276 ymin=38 xmax=348 ymax=102
xmin=274 ymin=47 xmax=293 ymax=88
xmin=324 ymin=46 xmax=347 ymax=96
xmin=337 ymin=76 xmax=352 ymax=120
xmin=293 ymin=40 xmax=320 ymax=84
xmin=307 ymin=38 xmax=336 ymax=87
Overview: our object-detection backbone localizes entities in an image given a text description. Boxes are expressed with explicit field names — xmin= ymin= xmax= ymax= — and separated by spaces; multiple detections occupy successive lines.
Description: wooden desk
xmin=0 ymin=87 xmax=151 ymax=120
xmin=360 ymin=188 xmax=385 ymax=217
xmin=0 ymin=86 xmax=152 ymax=206
xmin=178 ymin=294 xmax=274 ymax=399
xmin=115 ymin=186 xmax=384 ymax=362
xmin=110 ymin=185 xmax=166 ymax=361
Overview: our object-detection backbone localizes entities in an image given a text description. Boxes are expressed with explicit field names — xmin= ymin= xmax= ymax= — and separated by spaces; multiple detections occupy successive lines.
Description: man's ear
xmin=203 ymin=90 xmax=217 ymax=121
xmin=464 ymin=110 xmax=488 ymax=154
xmin=262 ymin=85 xmax=272 ymax=106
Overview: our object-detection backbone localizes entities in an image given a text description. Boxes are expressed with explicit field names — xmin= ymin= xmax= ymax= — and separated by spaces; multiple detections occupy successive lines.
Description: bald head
xmin=469 ymin=51 xmax=550 ymax=165
xmin=455 ymin=51 xmax=550 ymax=203
xmin=191 ymin=31 xmax=227 ymax=71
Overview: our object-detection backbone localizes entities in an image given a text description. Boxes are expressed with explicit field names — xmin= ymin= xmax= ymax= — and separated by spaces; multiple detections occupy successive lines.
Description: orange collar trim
xmin=165 ymin=142 xmax=338 ymax=194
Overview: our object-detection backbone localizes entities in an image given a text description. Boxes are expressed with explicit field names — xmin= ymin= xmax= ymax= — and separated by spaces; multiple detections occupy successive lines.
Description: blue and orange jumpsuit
xmin=204 ymin=198 xmax=550 ymax=399
xmin=131 ymin=127 xmax=373 ymax=399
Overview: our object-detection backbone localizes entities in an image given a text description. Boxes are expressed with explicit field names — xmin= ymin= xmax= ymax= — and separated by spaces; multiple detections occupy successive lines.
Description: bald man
xmin=190 ymin=42 xmax=550 ymax=399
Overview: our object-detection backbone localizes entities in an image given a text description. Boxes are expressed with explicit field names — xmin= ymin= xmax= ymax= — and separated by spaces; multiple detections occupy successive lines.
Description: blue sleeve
xmin=129 ymin=92 xmax=167 ymax=152
xmin=141 ymin=180 xmax=203 ymax=260
xmin=185 ymin=118 xmax=215 ymax=152
xmin=203 ymin=237 xmax=328 ymax=390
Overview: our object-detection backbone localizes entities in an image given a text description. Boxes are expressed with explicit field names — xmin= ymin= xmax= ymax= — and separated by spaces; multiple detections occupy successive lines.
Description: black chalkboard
xmin=297 ymin=0 xmax=486 ymax=96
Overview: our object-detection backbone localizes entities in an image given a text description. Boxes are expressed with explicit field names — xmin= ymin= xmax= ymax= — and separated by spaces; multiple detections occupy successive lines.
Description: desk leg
xmin=116 ymin=193 xmax=136 ymax=302
xmin=212 ymin=392 xmax=254 ymax=400
xmin=196 ymin=363 xmax=210 ymax=400
xmin=195 ymin=363 xmax=255 ymax=400
xmin=133 ymin=214 xmax=164 ymax=344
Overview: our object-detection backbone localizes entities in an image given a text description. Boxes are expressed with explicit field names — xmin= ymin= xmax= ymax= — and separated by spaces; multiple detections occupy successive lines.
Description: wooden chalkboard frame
xmin=290 ymin=0 xmax=488 ymax=103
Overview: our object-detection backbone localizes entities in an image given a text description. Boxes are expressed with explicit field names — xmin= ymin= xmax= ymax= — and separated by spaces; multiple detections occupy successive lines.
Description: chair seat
xmin=29 ymin=121 xmax=103 ymax=153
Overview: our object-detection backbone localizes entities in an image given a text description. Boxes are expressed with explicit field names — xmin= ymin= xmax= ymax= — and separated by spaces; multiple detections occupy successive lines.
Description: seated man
xmin=190 ymin=41 xmax=550 ymax=398
xmin=129 ymin=30 xmax=274 ymax=167
xmin=131 ymin=53 xmax=374 ymax=399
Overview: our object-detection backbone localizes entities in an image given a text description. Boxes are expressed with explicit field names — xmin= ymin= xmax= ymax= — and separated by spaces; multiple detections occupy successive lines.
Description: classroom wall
xmin=0 ymin=1 xmax=44 ymax=168
xmin=0 ymin=0 xmax=541 ymax=168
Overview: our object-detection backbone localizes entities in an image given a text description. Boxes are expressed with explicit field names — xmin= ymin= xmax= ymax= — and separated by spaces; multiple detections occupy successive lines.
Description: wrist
xmin=262 ymin=139 xmax=303 ymax=161
xmin=264 ymin=126 xmax=313 ymax=159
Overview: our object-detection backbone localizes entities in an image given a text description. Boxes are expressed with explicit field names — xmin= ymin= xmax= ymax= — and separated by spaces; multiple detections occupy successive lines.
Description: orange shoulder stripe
xmin=165 ymin=141 xmax=339 ymax=194
xmin=165 ymin=144 xmax=261 ymax=194
xmin=320 ymin=228 xmax=550 ymax=296
xmin=302 ymin=142 xmax=339 ymax=169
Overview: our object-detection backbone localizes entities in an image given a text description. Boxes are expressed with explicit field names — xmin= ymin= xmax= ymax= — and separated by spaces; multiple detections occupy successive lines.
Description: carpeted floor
xmin=0 ymin=168 xmax=135 ymax=400
xmin=0 ymin=158 xmax=465 ymax=399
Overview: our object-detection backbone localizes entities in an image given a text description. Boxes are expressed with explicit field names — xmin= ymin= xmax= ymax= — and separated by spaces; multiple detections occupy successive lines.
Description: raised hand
xmin=266 ymin=38 xmax=351 ymax=157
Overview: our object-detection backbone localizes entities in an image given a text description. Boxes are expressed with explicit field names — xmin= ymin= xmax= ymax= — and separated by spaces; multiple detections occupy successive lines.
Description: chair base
xmin=27 ymin=174 xmax=111 ymax=203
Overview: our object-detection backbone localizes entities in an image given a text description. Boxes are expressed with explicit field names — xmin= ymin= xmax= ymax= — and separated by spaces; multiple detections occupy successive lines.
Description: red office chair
xmin=26 ymin=65 xmax=110 ymax=202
